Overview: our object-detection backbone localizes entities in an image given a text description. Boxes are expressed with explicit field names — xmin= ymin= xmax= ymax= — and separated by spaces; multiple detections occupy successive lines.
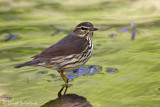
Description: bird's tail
xmin=15 ymin=61 xmax=33 ymax=68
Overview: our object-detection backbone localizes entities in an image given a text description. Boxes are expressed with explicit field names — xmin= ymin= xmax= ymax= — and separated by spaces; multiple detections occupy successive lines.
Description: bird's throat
xmin=85 ymin=32 xmax=93 ymax=40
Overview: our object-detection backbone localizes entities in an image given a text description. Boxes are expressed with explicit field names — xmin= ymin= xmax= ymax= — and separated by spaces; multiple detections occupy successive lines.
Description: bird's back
xmin=32 ymin=33 xmax=88 ymax=58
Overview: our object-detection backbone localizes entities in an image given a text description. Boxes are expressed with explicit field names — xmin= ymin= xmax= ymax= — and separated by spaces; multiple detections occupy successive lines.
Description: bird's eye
xmin=81 ymin=27 xmax=87 ymax=30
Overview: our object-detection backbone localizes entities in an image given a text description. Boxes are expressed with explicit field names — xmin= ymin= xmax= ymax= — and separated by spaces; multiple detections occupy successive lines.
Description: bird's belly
xmin=50 ymin=49 xmax=93 ymax=72
xmin=48 ymin=40 xmax=93 ymax=72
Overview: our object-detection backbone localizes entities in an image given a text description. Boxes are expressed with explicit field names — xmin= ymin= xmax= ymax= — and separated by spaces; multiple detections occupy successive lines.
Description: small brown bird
xmin=15 ymin=22 xmax=98 ymax=86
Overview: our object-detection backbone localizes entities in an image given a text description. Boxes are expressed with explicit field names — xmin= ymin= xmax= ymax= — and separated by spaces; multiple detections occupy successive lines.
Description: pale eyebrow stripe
xmin=76 ymin=26 xmax=90 ymax=29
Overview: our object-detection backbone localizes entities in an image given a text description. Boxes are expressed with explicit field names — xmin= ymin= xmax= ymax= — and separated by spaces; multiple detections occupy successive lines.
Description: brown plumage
xmin=15 ymin=22 xmax=98 ymax=86
xmin=32 ymin=34 xmax=89 ymax=58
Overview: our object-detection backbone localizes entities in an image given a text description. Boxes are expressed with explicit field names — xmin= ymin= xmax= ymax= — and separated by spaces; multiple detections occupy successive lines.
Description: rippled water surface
xmin=0 ymin=0 xmax=160 ymax=107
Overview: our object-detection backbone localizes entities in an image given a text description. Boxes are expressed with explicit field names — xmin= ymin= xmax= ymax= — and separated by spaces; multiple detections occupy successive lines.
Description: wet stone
xmin=38 ymin=71 xmax=48 ymax=74
xmin=66 ymin=65 xmax=102 ymax=80
xmin=47 ymin=74 xmax=56 ymax=78
xmin=105 ymin=67 xmax=119 ymax=73
xmin=47 ymin=80 xmax=52 ymax=82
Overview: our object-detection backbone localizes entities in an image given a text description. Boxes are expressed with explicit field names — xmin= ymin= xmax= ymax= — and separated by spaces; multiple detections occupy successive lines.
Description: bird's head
xmin=73 ymin=22 xmax=98 ymax=39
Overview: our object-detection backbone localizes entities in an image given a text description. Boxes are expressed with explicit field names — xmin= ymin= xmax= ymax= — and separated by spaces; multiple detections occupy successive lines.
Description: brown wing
xmin=32 ymin=33 xmax=88 ymax=59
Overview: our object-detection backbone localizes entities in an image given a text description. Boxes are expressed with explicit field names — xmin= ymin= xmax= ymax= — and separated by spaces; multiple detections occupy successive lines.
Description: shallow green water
xmin=0 ymin=0 xmax=160 ymax=107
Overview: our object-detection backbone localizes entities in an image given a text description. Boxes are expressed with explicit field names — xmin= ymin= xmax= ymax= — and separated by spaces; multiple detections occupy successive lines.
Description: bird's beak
xmin=90 ymin=27 xmax=98 ymax=31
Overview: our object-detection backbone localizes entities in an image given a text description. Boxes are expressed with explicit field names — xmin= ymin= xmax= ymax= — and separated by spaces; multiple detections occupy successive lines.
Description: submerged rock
xmin=105 ymin=67 xmax=119 ymax=73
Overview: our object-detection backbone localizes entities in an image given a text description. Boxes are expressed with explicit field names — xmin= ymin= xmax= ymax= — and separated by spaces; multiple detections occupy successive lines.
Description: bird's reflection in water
xmin=41 ymin=86 xmax=92 ymax=107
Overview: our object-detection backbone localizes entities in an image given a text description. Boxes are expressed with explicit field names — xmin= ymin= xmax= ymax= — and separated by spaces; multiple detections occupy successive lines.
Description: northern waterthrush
xmin=15 ymin=22 xmax=98 ymax=86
